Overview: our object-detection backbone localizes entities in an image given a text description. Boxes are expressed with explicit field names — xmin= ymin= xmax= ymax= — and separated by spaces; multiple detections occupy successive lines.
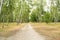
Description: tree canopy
xmin=0 ymin=0 xmax=60 ymax=23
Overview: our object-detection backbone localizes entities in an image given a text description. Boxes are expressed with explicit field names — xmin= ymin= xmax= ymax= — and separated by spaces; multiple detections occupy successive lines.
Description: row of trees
xmin=30 ymin=0 xmax=60 ymax=23
xmin=0 ymin=0 xmax=30 ymax=23
xmin=0 ymin=0 xmax=60 ymax=23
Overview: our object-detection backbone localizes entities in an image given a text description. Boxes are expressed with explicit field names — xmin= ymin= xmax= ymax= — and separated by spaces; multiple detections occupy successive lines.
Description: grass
xmin=30 ymin=22 xmax=60 ymax=40
xmin=0 ymin=23 xmax=26 ymax=37
xmin=0 ymin=22 xmax=60 ymax=40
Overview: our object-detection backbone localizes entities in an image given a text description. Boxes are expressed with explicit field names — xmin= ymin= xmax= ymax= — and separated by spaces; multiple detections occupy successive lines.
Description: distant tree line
xmin=0 ymin=0 xmax=60 ymax=23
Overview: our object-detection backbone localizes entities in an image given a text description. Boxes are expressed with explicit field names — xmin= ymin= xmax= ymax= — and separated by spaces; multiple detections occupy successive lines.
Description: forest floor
xmin=0 ymin=22 xmax=60 ymax=40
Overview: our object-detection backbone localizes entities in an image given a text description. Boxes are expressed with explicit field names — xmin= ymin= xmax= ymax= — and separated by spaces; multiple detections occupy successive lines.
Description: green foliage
xmin=0 ymin=0 xmax=30 ymax=23
xmin=30 ymin=11 xmax=39 ymax=22
xmin=44 ymin=12 xmax=52 ymax=23
xmin=0 ymin=0 xmax=14 ymax=22
xmin=0 ymin=0 xmax=60 ymax=23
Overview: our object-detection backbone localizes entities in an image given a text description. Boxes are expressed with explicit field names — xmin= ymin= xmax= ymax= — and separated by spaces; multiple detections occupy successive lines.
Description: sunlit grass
xmin=0 ymin=23 xmax=26 ymax=37
xmin=0 ymin=22 xmax=60 ymax=39
xmin=0 ymin=23 xmax=26 ymax=32
xmin=30 ymin=22 xmax=60 ymax=40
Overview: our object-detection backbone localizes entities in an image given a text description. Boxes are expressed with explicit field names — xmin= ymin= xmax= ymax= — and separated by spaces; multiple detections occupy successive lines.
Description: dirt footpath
xmin=0 ymin=24 xmax=45 ymax=40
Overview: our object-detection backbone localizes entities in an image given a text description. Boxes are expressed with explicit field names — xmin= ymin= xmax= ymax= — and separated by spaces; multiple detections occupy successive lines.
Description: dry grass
xmin=0 ymin=22 xmax=60 ymax=40
xmin=0 ymin=23 xmax=26 ymax=37
xmin=30 ymin=22 xmax=60 ymax=40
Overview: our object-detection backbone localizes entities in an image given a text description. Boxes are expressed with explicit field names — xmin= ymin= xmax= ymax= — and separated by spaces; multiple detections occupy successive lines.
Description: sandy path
xmin=0 ymin=24 xmax=45 ymax=40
